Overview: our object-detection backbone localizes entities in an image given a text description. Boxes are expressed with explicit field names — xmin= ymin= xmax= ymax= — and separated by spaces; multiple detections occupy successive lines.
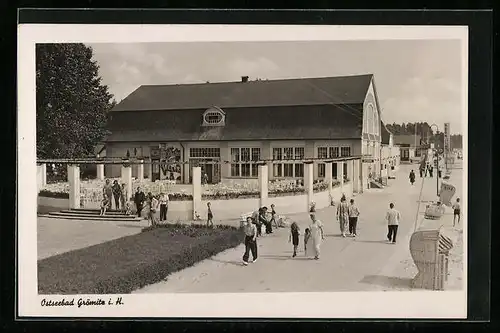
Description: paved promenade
xmin=135 ymin=163 xmax=464 ymax=293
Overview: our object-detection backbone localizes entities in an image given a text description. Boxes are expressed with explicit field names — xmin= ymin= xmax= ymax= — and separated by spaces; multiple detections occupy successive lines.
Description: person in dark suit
xmin=134 ymin=187 xmax=146 ymax=218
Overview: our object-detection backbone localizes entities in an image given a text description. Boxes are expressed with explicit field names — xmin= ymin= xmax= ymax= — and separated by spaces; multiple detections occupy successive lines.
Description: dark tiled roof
xmin=112 ymin=74 xmax=374 ymax=112
xmin=381 ymin=121 xmax=392 ymax=145
xmin=105 ymin=105 xmax=363 ymax=142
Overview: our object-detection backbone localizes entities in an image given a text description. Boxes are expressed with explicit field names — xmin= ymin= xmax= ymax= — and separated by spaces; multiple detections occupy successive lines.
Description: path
xmin=135 ymin=163 xmax=462 ymax=293
xmin=37 ymin=217 xmax=149 ymax=260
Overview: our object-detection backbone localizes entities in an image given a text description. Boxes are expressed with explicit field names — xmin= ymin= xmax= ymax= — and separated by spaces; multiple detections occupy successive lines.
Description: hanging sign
xmin=439 ymin=181 xmax=456 ymax=207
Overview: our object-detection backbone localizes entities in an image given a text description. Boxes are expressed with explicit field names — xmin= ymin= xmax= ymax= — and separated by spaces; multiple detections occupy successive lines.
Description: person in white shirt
xmin=159 ymin=192 xmax=169 ymax=222
xmin=385 ymin=203 xmax=401 ymax=244
xmin=348 ymin=199 xmax=360 ymax=237
xmin=242 ymin=217 xmax=258 ymax=265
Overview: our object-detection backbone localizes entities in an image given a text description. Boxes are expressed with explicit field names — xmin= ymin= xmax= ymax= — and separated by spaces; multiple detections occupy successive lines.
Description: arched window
xmin=366 ymin=104 xmax=374 ymax=134
xmin=373 ymin=108 xmax=379 ymax=135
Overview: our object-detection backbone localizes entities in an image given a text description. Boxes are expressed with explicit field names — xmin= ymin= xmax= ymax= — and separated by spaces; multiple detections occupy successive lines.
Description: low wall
xmin=37 ymin=182 xmax=353 ymax=224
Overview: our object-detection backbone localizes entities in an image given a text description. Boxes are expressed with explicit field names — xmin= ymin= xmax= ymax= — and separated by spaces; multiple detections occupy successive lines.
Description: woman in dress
xmin=307 ymin=213 xmax=325 ymax=260
xmin=336 ymin=194 xmax=350 ymax=237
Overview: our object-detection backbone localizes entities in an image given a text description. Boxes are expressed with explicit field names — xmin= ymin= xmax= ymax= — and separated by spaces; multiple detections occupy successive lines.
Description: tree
xmin=36 ymin=43 xmax=115 ymax=158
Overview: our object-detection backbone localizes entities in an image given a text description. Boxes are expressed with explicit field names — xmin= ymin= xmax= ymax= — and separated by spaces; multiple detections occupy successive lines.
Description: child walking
xmin=304 ymin=228 xmax=312 ymax=257
xmin=100 ymin=196 xmax=110 ymax=216
xmin=207 ymin=202 xmax=214 ymax=227
xmin=289 ymin=222 xmax=300 ymax=257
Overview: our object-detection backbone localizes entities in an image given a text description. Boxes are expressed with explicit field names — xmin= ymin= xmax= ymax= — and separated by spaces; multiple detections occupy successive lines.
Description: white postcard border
xmin=17 ymin=24 xmax=468 ymax=318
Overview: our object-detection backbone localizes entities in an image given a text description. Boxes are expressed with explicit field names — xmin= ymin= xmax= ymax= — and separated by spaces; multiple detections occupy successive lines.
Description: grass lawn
xmin=38 ymin=223 xmax=243 ymax=294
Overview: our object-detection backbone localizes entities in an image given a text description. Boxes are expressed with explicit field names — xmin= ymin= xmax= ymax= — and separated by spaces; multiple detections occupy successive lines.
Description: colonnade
xmin=37 ymin=158 xmax=363 ymax=218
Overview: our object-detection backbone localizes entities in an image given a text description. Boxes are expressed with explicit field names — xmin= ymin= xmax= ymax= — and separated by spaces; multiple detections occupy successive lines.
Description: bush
xmin=38 ymin=225 xmax=243 ymax=294
xmin=38 ymin=189 xmax=69 ymax=199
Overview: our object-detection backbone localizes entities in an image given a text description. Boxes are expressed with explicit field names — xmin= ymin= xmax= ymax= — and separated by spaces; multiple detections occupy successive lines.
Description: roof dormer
xmin=202 ymin=106 xmax=226 ymax=127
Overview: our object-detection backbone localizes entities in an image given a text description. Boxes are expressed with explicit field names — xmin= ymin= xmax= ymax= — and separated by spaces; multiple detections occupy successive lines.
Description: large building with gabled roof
xmin=103 ymin=74 xmax=399 ymax=186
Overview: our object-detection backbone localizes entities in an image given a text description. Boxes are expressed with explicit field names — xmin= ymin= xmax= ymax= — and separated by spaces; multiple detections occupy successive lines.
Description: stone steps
xmin=38 ymin=208 xmax=143 ymax=222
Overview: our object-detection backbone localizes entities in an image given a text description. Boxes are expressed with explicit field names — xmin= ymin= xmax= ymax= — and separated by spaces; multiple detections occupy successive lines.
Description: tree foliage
xmin=36 ymin=43 xmax=115 ymax=158
xmin=386 ymin=122 xmax=463 ymax=148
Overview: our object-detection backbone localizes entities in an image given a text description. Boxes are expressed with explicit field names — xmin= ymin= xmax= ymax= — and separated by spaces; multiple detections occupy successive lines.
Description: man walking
xmin=159 ymin=192 xmax=169 ymax=222
xmin=134 ymin=187 xmax=146 ymax=218
xmin=452 ymin=197 xmax=461 ymax=227
xmin=242 ymin=216 xmax=258 ymax=266
xmin=348 ymin=198 xmax=360 ymax=237
xmin=385 ymin=203 xmax=401 ymax=244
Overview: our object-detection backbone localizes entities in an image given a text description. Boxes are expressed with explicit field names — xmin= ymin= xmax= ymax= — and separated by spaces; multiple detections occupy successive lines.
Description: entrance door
xmin=151 ymin=159 xmax=161 ymax=181
xmin=204 ymin=163 xmax=213 ymax=184
xmin=401 ymin=149 xmax=409 ymax=161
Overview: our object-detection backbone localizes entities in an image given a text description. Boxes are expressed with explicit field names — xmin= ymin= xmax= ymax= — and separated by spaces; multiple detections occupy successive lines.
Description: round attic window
xmin=203 ymin=110 xmax=224 ymax=125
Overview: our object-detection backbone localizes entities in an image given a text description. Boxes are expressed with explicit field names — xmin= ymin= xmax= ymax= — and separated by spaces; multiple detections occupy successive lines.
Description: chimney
xmin=241 ymin=76 xmax=249 ymax=83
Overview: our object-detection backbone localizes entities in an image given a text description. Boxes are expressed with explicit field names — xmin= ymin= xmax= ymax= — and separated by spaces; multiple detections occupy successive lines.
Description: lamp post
xmin=430 ymin=124 xmax=440 ymax=197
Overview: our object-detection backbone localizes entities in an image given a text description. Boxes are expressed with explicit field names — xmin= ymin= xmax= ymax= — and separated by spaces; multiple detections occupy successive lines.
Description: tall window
xmin=317 ymin=147 xmax=328 ymax=177
xmin=340 ymin=146 xmax=351 ymax=157
xmin=273 ymin=147 xmax=304 ymax=178
xmin=318 ymin=146 xmax=348 ymax=178
xmin=230 ymin=147 xmax=260 ymax=177
xmin=190 ymin=148 xmax=220 ymax=158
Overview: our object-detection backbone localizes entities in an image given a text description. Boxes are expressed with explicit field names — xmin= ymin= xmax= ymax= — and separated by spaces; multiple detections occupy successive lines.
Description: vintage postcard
xmin=18 ymin=24 xmax=468 ymax=318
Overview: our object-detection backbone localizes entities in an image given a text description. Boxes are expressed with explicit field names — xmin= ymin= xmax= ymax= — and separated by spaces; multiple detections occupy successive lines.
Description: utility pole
xmin=430 ymin=124 xmax=440 ymax=197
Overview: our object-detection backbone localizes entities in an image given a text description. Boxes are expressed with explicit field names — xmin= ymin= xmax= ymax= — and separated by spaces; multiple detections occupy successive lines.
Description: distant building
xmin=393 ymin=134 xmax=430 ymax=163
xmin=104 ymin=74 xmax=400 ymax=187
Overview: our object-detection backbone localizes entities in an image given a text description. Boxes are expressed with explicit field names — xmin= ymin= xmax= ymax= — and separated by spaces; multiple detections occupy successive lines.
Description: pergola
xmin=37 ymin=156 xmax=367 ymax=218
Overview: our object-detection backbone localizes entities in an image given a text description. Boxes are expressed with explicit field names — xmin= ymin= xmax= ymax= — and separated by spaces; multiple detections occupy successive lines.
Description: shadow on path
xmin=117 ymin=224 xmax=145 ymax=229
xmin=259 ymin=254 xmax=312 ymax=261
xmin=359 ymin=274 xmax=413 ymax=289
xmin=209 ymin=258 xmax=244 ymax=267
xmin=354 ymin=239 xmax=390 ymax=244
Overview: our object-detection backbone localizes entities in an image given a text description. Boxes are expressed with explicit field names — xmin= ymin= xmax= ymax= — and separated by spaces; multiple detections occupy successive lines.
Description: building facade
xmin=104 ymin=74 xmax=399 ymax=188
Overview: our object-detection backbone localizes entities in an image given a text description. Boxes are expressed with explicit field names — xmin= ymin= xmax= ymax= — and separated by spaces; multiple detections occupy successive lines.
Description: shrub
xmin=38 ymin=226 xmax=242 ymax=294
xmin=38 ymin=189 xmax=69 ymax=199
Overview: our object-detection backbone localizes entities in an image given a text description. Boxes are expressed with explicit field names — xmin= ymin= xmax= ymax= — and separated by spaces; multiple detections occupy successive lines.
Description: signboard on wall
xmin=444 ymin=122 xmax=451 ymax=153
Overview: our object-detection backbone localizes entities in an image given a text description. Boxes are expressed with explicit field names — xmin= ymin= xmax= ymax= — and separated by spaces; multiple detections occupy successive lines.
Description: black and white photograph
xmin=18 ymin=24 xmax=468 ymax=318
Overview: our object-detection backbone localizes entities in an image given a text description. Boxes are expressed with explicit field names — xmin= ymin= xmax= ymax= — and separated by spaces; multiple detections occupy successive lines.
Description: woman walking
xmin=289 ymin=222 xmax=300 ymax=257
xmin=120 ymin=183 xmax=128 ymax=213
xmin=307 ymin=213 xmax=324 ymax=260
xmin=409 ymin=170 xmax=416 ymax=185
xmin=146 ymin=192 xmax=159 ymax=227
xmin=336 ymin=194 xmax=350 ymax=237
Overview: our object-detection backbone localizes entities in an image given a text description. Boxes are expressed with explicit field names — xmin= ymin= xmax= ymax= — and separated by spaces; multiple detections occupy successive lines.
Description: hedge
xmin=38 ymin=224 xmax=243 ymax=294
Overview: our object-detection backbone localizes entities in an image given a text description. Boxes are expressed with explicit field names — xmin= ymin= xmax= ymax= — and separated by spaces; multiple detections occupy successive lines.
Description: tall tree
xmin=36 ymin=43 xmax=115 ymax=158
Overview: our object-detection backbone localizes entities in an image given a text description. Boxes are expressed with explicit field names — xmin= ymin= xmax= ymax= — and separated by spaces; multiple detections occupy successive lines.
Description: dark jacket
xmin=134 ymin=191 xmax=145 ymax=205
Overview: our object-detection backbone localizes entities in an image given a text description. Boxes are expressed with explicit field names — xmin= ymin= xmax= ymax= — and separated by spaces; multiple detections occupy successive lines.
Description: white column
xmin=258 ymin=164 xmax=269 ymax=209
xmin=67 ymin=164 xmax=81 ymax=209
xmin=137 ymin=159 xmax=144 ymax=182
xmin=147 ymin=159 xmax=153 ymax=180
xmin=41 ymin=163 xmax=47 ymax=187
xmin=37 ymin=164 xmax=44 ymax=192
xmin=348 ymin=160 xmax=354 ymax=183
xmin=97 ymin=164 xmax=104 ymax=180
xmin=337 ymin=162 xmax=344 ymax=192
xmin=304 ymin=162 xmax=314 ymax=212
xmin=121 ymin=163 xmax=132 ymax=205
xmin=325 ymin=162 xmax=333 ymax=200
xmin=192 ymin=166 xmax=202 ymax=220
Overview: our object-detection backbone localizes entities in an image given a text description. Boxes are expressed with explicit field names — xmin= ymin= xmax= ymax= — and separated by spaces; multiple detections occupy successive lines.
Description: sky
xmin=88 ymin=40 xmax=464 ymax=134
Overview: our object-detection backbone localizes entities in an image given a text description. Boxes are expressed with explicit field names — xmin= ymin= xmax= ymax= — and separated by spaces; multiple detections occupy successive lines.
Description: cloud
xmin=227 ymin=57 xmax=279 ymax=79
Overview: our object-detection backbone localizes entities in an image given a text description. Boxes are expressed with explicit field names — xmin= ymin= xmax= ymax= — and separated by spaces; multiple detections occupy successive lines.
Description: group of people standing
xmin=100 ymin=179 xmax=129 ymax=216
xmin=133 ymin=187 xmax=171 ymax=226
